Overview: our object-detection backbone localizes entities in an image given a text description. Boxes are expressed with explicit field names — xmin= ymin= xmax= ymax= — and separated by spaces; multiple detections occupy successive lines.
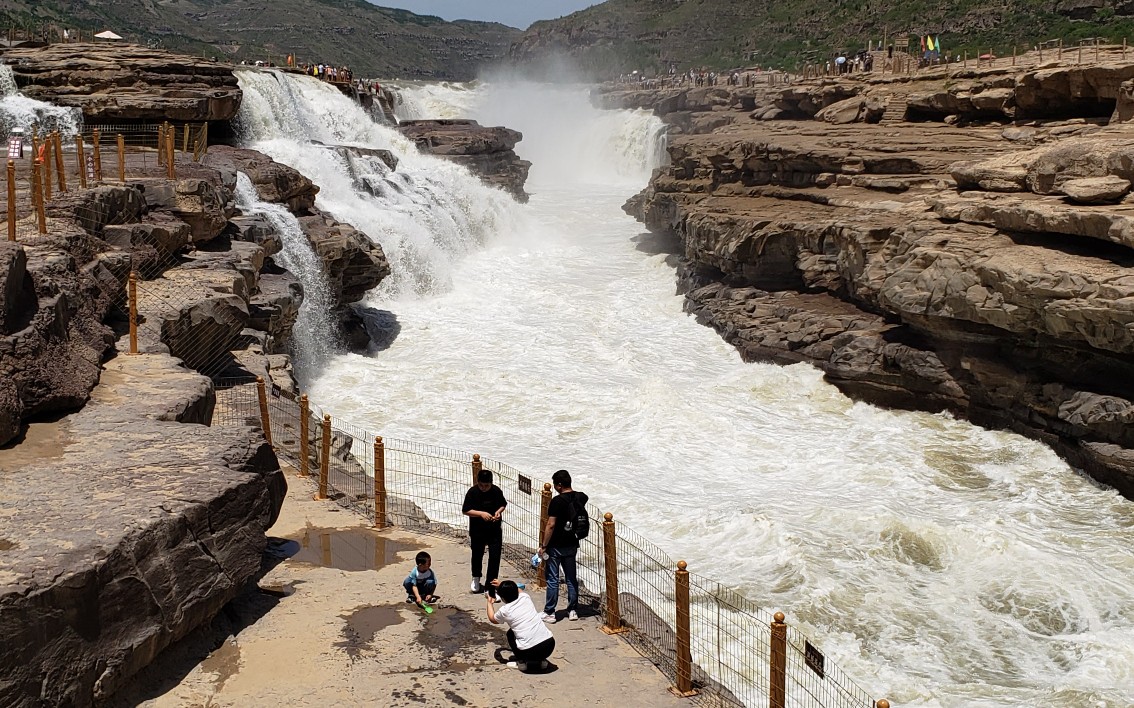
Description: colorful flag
xmin=927 ymin=35 xmax=935 ymax=51
xmin=920 ymin=36 xmax=926 ymax=51
xmin=935 ymin=36 xmax=942 ymax=53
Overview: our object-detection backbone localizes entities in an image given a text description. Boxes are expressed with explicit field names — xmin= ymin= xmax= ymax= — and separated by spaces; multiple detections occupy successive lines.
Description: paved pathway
xmin=114 ymin=475 xmax=689 ymax=707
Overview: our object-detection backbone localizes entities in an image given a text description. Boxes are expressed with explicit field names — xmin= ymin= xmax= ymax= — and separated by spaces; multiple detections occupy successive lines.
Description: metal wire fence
xmin=212 ymin=380 xmax=887 ymax=708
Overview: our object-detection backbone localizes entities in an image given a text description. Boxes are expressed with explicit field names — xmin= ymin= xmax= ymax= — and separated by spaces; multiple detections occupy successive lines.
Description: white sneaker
xmin=470 ymin=578 xmax=482 ymax=593
xmin=568 ymin=610 xmax=579 ymax=621
xmin=541 ymin=612 xmax=557 ymax=624
xmin=506 ymin=660 xmax=527 ymax=671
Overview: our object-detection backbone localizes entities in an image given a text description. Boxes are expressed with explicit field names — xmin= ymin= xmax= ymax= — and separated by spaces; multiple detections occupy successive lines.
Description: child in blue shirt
xmin=403 ymin=551 xmax=439 ymax=606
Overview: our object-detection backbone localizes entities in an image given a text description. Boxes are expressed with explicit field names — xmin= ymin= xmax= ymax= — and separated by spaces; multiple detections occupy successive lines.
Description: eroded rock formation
xmin=396 ymin=119 xmax=532 ymax=202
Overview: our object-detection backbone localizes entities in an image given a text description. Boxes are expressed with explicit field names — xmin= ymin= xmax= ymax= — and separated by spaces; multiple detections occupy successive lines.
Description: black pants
xmin=507 ymin=630 xmax=555 ymax=663
xmin=471 ymin=531 xmax=502 ymax=596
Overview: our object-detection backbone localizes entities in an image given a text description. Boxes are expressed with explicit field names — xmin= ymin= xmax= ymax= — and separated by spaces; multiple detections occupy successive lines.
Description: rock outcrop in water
xmin=619 ymin=52 xmax=1134 ymax=497
xmin=396 ymin=119 xmax=532 ymax=202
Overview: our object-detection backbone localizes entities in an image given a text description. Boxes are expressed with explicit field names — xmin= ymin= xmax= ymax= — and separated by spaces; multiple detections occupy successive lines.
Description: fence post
xmin=6 ymin=160 xmax=13 ymax=242
xmin=1012 ymin=46 xmax=1016 ymax=66
xmin=74 ymin=135 xmax=86 ymax=189
xmin=963 ymin=49 xmax=967 ymax=69
xmin=32 ymin=160 xmax=46 ymax=234
xmin=471 ymin=452 xmax=483 ymax=485
xmin=877 ymin=701 xmax=891 ymax=708
xmin=128 ymin=271 xmax=138 ymax=354
xmin=374 ymin=436 xmax=386 ymax=529
xmin=92 ymin=129 xmax=101 ymax=182
xmin=1059 ymin=39 xmax=1063 ymax=61
xmin=770 ymin=612 xmax=787 ymax=708
xmin=182 ymin=124 xmax=190 ymax=155
xmin=316 ymin=413 xmax=331 ymax=500
xmin=157 ymin=124 xmax=166 ymax=167
xmin=53 ymin=132 xmax=65 ymax=192
xmin=537 ymin=483 xmax=552 ymax=588
xmin=671 ymin=560 xmax=697 ymax=697
xmin=43 ymin=136 xmax=51 ymax=200
xmin=298 ymin=393 xmax=310 ymax=477
xmin=166 ymin=126 xmax=175 ymax=180
xmin=117 ymin=134 xmax=125 ymax=183
xmin=256 ymin=375 xmax=273 ymax=446
xmin=601 ymin=512 xmax=627 ymax=634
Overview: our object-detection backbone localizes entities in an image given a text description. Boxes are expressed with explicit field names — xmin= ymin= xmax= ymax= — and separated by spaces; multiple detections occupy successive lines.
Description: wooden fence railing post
xmin=42 ymin=136 xmax=52 ymax=200
xmin=128 ymin=271 xmax=138 ymax=354
xmin=53 ymin=132 xmax=65 ymax=193
xmin=166 ymin=125 xmax=175 ymax=180
xmin=601 ymin=513 xmax=627 ymax=634
xmin=471 ymin=452 xmax=483 ymax=485
xmin=770 ymin=612 xmax=787 ymax=708
xmin=117 ymin=134 xmax=125 ymax=184
xmin=537 ymin=483 xmax=552 ymax=588
xmin=298 ymin=393 xmax=310 ymax=477
xmin=6 ymin=160 xmax=14 ymax=242
xmin=316 ymin=413 xmax=331 ymax=500
xmin=256 ymin=376 xmax=273 ymax=446
xmin=74 ymin=135 xmax=86 ymax=189
xmin=374 ymin=436 xmax=386 ymax=528
xmin=671 ymin=560 xmax=697 ymax=697
xmin=157 ymin=124 xmax=166 ymax=167
xmin=92 ymin=129 xmax=102 ymax=182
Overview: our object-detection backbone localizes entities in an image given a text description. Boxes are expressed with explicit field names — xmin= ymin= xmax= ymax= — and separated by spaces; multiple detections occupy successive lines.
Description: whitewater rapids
xmin=235 ymin=70 xmax=1134 ymax=707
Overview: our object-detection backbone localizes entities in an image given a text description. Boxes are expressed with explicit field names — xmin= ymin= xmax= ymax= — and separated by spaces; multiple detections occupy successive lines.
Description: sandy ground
xmin=112 ymin=474 xmax=688 ymax=708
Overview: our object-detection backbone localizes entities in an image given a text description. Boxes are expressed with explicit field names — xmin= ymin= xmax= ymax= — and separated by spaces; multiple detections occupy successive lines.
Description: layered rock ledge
xmin=396 ymin=119 xmax=532 ymax=202
xmin=619 ymin=54 xmax=1134 ymax=496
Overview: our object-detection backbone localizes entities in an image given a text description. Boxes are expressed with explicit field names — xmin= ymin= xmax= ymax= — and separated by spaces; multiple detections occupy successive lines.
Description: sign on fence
xmin=7 ymin=135 xmax=22 ymax=159
xmin=805 ymin=640 xmax=826 ymax=679
xmin=518 ymin=474 xmax=532 ymax=495
xmin=85 ymin=154 xmax=95 ymax=181
xmin=271 ymin=383 xmax=282 ymax=398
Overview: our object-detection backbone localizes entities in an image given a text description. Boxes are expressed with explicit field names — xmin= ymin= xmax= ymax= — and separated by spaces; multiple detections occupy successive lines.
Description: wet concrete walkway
xmin=114 ymin=474 xmax=689 ymax=707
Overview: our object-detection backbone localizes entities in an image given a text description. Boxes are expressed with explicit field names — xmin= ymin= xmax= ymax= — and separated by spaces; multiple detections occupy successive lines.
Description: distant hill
xmin=0 ymin=0 xmax=521 ymax=79
xmin=509 ymin=0 xmax=1134 ymax=76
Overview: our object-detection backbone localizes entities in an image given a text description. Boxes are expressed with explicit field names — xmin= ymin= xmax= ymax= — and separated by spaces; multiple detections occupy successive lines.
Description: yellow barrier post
xmin=770 ymin=612 xmax=787 ymax=708
xmin=537 ymin=483 xmax=552 ymax=588
xmin=92 ymin=129 xmax=102 ymax=182
xmin=74 ymin=135 xmax=86 ymax=189
xmin=601 ymin=513 xmax=627 ymax=635
xmin=374 ymin=436 xmax=386 ymax=529
xmin=6 ymin=160 xmax=14 ymax=242
xmin=32 ymin=160 xmax=46 ymax=234
xmin=671 ymin=560 xmax=697 ymax=697
xmin=116 ymin=133 xmax=126 ymax=184
xmin=53 ymin=132 xmax=65 ymax=192
xmin=471 ymin=452 xmax=483 ymax=485
xmin=42 ymin=135 xmax=51 ymax=200
xmin=256 ymin=376 xmax=273 ymax=447
xmin=316 ymin=413 xmax=330 ymax=500
xmin=166 ymin=126 xmax=176 ymax=180
xmin=298 ymin=393 xmax=310 ymax=477
xmin=128 ymin=271 xmax=138 ymax=354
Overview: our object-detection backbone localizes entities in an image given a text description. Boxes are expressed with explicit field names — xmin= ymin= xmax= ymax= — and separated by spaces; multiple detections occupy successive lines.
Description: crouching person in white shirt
xmin=486 ymin=579 xmax=555 ymax=671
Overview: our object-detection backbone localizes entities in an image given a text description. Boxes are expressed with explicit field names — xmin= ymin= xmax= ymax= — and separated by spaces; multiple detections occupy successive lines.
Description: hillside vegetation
xmin=0 ymin=0 xmax=520 ymax=79
xmin=510 ymin=0 xmax=1134 ymax=75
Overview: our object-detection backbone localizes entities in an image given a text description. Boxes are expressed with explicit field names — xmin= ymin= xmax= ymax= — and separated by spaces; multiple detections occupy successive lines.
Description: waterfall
xmin=233 ymin=172 xmax=339 ymax=376
xmin=0 ymin=64 xmax=82 ymax=137
xmin=234 ymin=69 xmax=521 ymax=299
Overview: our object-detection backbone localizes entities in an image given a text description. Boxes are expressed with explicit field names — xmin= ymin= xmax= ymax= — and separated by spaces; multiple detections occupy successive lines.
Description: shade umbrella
xmin=94 ymin=30 xmax=123 ymax=40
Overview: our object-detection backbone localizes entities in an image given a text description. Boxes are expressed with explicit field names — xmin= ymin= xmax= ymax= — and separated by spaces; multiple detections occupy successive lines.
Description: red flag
xmin=920 ymin=36 xmax=926 ymax=51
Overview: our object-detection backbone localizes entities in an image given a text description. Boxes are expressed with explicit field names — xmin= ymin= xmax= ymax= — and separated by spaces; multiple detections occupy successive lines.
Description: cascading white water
xmin=233 ymin=172 xmax=339 ymax=374
xmin=239 ymin=74 xmax=1134 ymax=707
xmin=0 ymin=64 xmax=82 ymax=137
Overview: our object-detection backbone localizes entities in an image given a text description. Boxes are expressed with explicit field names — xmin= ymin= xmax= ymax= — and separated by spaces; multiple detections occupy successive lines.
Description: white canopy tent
xmin=94 ymin=31 xmax=123 ymax=40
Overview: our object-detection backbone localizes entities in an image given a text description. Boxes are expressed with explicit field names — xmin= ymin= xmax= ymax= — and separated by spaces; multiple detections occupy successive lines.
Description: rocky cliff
xmin=621 ymin=56 xmax=1134 ymax=497
xmin=396 ymin=119 xmax=532 ymax=202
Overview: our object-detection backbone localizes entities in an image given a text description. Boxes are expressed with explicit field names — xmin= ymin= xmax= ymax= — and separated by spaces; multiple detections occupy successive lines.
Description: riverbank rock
xmin=298 ymin=209 xmax=391 ymax=304
xmin=4 ymin=43 xmax=241 ymax=122
xmin=396 ymin=119 xmax=531 ymax=202
xmin=204 ymin=146 xmax=319 ymax=214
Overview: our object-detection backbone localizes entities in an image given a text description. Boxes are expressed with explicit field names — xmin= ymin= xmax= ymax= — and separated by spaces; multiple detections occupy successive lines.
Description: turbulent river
xmin=235 ymin=71 xmax=1134 ymax=707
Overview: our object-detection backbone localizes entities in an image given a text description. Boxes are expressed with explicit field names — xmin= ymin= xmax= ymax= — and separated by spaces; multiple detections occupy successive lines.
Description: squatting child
xmin=403 ymin=551 xmax=439 ymax=606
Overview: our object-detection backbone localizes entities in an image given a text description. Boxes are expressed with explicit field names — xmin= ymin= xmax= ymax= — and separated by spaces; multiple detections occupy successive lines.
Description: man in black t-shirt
xmin=462 ymin=469 xmax=507 ymax=597
xmin=537 ymin=469 xmax=589 ymax=623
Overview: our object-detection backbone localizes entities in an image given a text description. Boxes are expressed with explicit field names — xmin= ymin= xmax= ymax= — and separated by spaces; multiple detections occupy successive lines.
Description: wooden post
xmin=92 ymin=129 xmax=101 ymax=181
xmin=182 ymin=124 xmax=190 ymax=155
xmin=374 ymin=436 xmax=386 ymax=529
xmin=202 ymin=122 xmax=208 ymax=157
xmin=42 ymin=135 xmax=51 ymax=200
xmin=157 ymin=124 xmax=165 ymax=167
xmin=471 ymin=452 xmax=483 ymax=485
xmin=6 ymin=161 xmax=14 ymax=242
xmin=1013 ymin=46 xmax=1016 ymax=66
xmin=74 ymin=135 xmax=86 ymax=189
xmin=963 ymin=49 xmax=967 ymax=69
xmin=32 ymin=160 xmax=46 ymax=234
xmin=128 ymin=271 xmax=138 ymax=354
xmin=770 ymin=612 xmax=787 ymax=708
xmin=298 ymin=394 xmax=311 ymax=477
xmin=53 ymin=132 xmax=65 ymax=192
xmin=117 ymin=134 xmax=125 ymax=183
xmin=316 ymin=414 xmax=331 ymax=500
xmin=601 ymin=513 xmax=627 ymax=635
xmin=256 ymin=376 xmax=273 ymax=446
xmin=671 ymin=560 xmax=697 ymax=697
xmin=28 ymin=132 xmax=36 ymax=173
xmin=877 ymin=701 xmax=891 ymax=708
xmin=537 ymin=483 xmax=552 ymax=588
xmin=166 ymin=126 xmax=175 ymax=180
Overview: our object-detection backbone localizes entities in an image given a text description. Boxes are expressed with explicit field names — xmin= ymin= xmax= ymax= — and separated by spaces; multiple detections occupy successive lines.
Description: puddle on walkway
xmin=200 ymin=638 xmax=241 ymax=690
xmin=0 ymin=539 xmax=15 ymax=551
xmin=415 ymin=607 xmax=504 ymax=661
xmin=287 ymin=526 xmax=412 ymax=571
xmin=336 ymin=604 xmax=404 ymax=659
xmin=0 ymin=419 xmax=72 ymax=471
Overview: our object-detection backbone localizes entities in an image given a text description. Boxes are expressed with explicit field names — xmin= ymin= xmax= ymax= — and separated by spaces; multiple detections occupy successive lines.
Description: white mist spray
xmin=0 ymin=64 xmax=82 ymax=137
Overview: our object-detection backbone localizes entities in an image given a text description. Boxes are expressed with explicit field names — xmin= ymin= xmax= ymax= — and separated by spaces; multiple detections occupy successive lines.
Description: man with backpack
xmin=537 ymin=469 xmax=589 ymax=623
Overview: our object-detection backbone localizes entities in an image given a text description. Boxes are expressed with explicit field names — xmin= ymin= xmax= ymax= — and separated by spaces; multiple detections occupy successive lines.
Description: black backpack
xmin=563 ymin=495 xmax=590 ymax=540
